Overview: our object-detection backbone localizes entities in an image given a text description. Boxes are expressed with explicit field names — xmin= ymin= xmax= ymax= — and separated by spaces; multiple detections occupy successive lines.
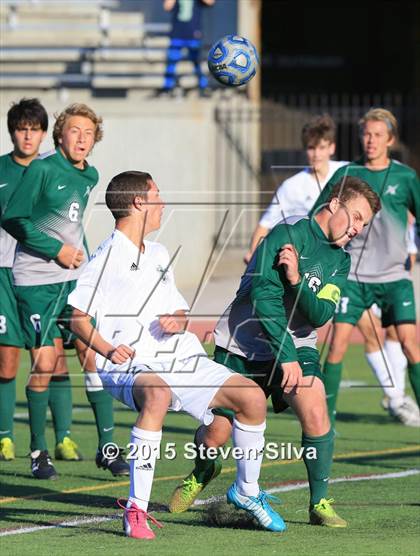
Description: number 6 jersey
xmin=2 ymin=149 xmax=98 ymax=286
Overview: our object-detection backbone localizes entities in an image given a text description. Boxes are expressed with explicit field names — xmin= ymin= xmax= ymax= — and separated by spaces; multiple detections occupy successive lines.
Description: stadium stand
xmin=0 ymin=0 xmax=208 ymax=92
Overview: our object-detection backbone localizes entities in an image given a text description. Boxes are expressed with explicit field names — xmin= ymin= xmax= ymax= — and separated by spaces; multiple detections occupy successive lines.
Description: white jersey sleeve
xmin=259 ymin=176 xmax=302 ymax=228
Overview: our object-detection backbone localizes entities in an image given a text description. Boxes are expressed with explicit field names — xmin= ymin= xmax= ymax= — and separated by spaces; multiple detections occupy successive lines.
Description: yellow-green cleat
xmin=309 ymin=498 xmax=347 ymax=528
xmin=0 ymin=437 xmax=15 ymax=460
xmin=55 ymin=437 xmax=83 ymax=461
xmin=169 ymin=459 xmax=222 ymax=513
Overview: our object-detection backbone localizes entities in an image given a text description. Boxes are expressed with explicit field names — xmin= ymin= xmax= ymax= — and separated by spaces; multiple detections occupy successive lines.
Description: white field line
xmin=1 ymin=468 xmax=419 ymax=537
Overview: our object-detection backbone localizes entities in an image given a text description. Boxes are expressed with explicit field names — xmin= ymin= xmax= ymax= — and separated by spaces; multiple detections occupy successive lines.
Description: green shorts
xmin=0 ymin=267 xmax=25 ymax=348
xmin=14 ymin=280 xmax=77 ymax=350
xmin=334 ymin=279 xmax=416 ymax=327
xmin=213 ymin=345 xmax=322 ymax=417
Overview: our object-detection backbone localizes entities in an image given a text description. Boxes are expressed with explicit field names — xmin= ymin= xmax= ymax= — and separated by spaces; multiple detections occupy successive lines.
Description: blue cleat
xmin=226 ymin=482 xmax=287 ymax=532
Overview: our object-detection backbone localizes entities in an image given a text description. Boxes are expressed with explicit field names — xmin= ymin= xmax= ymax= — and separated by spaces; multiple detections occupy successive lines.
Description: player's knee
xmin=0 ymin=351 xmax=20 ymax=379
xmin=140 ymin=385 xmax=171 ymax=417
xmin=236 ymin=383 xmax=266 ymax=421
xmin=204 ymin=419 xmax=232 ymax=448
xmin=301 ymin=402 xmax=330 ymax=435
xmin=399 ymin=337 xmax=419 ymax=364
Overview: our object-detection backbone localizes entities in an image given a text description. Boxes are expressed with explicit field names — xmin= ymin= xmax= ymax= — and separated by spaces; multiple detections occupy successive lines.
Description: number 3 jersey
xmin=2 ymin=149 xmax=98 ymax=286
xmin=214 ymin=217 xmax=351 ymax=363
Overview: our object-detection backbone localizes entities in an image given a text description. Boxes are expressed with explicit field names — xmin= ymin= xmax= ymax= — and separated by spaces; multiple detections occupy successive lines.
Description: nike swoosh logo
xmin=103 ymin=427 xmax=114 ymax=432
xmin=402 ymin=302 xmax=412 ymax=306
xmin=58 ymin=185 xmax=66 ymax=190
xmin=303 ymin=362 xmax=311 ymax=365
xmin=300 ymin=256 xmax=309 ymax=260
xmin=0 ymin=183 xmax=8 ymax=188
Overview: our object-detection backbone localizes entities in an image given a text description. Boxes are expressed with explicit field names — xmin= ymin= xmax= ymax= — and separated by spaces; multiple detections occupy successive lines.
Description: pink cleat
xmin=117 ymin=499 xmax=163 ymax=540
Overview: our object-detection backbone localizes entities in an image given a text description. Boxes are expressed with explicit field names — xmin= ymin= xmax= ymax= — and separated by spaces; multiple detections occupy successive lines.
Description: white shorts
xmin=98 ymin=354 xmax=234 ymax=425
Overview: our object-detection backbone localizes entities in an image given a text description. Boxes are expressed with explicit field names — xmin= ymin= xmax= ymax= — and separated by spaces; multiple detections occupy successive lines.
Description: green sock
xmin=26 ymin=387 xmax=49 ymax=452
xmin=408 ymin=362 xmax=420 ymax=406
xmin=323 ymin=361 xmax=343 ymax=426
xmin=302 ymin=427 xmax=334 ymax=506
xmin=86 ymin=389 xmax=114 ymax=449
xmin=192 ymin=428 xmax=221 ymax=484
xmin=48 ymin=376 xmax=72 ymax=444
xmin=0 ymin=377 xmax=16 ymax=441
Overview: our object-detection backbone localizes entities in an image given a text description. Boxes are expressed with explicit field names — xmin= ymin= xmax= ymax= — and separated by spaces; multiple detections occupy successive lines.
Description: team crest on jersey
xmin=156 ymin=265 xmax=169 ymax=284
xmin=385 ymin=184 xmax=399 ymax=195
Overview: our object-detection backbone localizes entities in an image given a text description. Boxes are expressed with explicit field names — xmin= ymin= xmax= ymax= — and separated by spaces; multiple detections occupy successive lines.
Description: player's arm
xmin=245 ymin=182 xmax=292 ymax=264
xmin=244 ymin=224 xmax=270 ymax=264
xmin=2 ymin=162 xmax=83 ymax=267
xmin=284 ymin=249 xmax=351 ymax=327
xmin=407 ymin=173 xmax=420 ymax=237
xmin=250 ymin=230 xmax=300 ymax=365
xmin=70 ymin=308 xmax=134 ymax=364
xmin=159 ymin=310 xmax=188 ymax=334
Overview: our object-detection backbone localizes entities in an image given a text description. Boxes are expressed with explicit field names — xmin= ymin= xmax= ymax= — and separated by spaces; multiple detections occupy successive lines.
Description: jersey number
xmin=68 ymin=202 xmax=80 ymax=222
xmin=336 ymin=297 xmax=349 ymax=314
xmin=0 ymin=316 xmax=7 ymax=334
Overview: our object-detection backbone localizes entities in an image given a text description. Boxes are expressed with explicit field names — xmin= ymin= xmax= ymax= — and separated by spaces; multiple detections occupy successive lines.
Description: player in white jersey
xmin=244 ymin=114 xmax=347 ymax=263
xmin=69 ymin=171 xmax=287 ymax=539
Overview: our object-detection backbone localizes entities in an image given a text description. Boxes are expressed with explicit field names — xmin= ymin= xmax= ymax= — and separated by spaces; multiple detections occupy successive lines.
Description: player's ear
xmin=329 ymin=197 xmax=340 ymax=214
xmin=133 ymin=195 xmax=144 ymax=211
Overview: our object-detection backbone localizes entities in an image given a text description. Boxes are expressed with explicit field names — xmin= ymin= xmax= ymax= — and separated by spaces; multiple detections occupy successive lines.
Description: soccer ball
xmin=207 ymin=35 xmax=259 ymax=87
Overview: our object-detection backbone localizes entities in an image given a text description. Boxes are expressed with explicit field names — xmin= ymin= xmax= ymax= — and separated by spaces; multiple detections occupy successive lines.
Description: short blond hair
xmin=53 ymin=103 xmax=103 ymax=147
xmin=359 ymin=108 xmax=398 ymax=139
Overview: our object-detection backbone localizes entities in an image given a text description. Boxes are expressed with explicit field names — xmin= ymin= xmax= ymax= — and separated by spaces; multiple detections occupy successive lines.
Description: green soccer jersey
xmin=2 ymin=149 xmax=98 ymax=286
xmin=311 ymin=159 xmax=420 ymax=283
xmin=0 ymin=153 xmax=27 ymax=268
xmin=214 ymin=217 xmax=350 ymax=363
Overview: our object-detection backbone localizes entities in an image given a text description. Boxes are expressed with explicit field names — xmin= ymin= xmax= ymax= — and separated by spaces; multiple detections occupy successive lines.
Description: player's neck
xmin=115 ymin=219 xmax=146 ymax=252
xmin=364 ymin=154 xmax=391 ymax=171
xmin=310 ymin=163 xmax=329 ymax=183
xmin=12 ymin=150 xmax=38 ymax=167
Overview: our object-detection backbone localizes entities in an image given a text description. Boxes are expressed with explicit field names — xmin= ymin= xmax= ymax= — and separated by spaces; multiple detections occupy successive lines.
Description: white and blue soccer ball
xmin=207 ymin=34 xmax=259 ymax=87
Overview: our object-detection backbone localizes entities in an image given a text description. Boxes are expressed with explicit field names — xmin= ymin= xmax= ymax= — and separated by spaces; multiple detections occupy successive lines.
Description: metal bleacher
xmin=0 ymin=0 xmax=209 ymax=93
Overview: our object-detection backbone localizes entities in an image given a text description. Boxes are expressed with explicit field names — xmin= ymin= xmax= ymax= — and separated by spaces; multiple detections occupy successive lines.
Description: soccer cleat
xmin=388 ymin=400 xmax=420 ymax=427
xmin=226 ymin=482 xmax=287 ymax=532
xmin=55 ymin=436 xmax=83 ymax=460
xmin=309 ymin=498 xmax=347 ymax=528
xmin=0 ymin=437 xmax=15 ymax=460
xmin=117 ymin=499 xmax=163 ymax=540
xmin=169 ymin=459 xmax=222 ymax=513
xmin=31 ymin=450 xmax=58 ymax=480
xmin=96 ymin=448 xmax=130 ymax=477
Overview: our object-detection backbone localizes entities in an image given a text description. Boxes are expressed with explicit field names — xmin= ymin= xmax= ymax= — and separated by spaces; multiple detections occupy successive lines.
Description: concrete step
xmin=0 ymin=48 xmax=83 ymax=62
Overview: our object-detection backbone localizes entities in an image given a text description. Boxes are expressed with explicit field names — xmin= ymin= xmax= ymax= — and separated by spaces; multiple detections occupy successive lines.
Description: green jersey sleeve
xmin=290 ymin=252 xmax=351 ymax=327
xmin=250 ymin=225 xmax=299 ymax=364
xmin=2 ymin=161 xmax=63 ymax=259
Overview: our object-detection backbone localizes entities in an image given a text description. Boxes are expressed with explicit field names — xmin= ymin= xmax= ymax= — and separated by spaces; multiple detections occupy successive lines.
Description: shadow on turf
xmin=336 ymin=412 xmax=395 ymax=425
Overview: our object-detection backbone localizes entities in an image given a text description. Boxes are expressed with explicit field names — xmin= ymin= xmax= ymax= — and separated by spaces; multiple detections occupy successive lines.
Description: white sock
xmin=384 ymin=340 xmax=407 ymax=394
xmin=365 ymin=351 xmax=404 ymax=408
xmin=232 ymin=418 xmax=266 ymax=497
xmin=128 ymin=426 xmax=162 ymax=511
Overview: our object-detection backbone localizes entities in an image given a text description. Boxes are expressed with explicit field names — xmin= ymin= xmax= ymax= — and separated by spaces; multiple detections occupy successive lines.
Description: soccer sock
xmin=302 ymin=427 xmax=334 ymax=507
xmin=85 ymin=388 xmax=114 ymax=449
xmin=384 ymin=340 xmax=407 ymax=394
xmin=128 ymin=426 xmax=162 ymax=512
xmin=0 ymin=378 xmax=16 ymax=441
xmin=48 ymin=375 xmax=72 ymax=444
xmin=192 ymin=425 xmax=221 ymax=484
xmin=26 ymin=387 xmax=49 ymax=452
xmin=365 ymin=351 xmax=404 ymax=408
xmin=323 ymin=361 xmax=343 ymax=425
xmin=232 ymin=418 xmax=266 ymax=497
xmin=407 ymin=362 xmax=420 ymax=407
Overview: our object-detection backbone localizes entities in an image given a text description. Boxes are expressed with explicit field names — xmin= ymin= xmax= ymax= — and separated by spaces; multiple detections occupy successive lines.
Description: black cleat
xmin=31 ymin=450 xmax=58 ymax=480
xmin=95 ymin=448 xmax=130 ymax=477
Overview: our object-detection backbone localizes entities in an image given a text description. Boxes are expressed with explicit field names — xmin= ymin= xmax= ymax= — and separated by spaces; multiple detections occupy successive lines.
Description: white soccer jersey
xmin=259 ymin=160 xmax=347 ymax=229
xmin=68 ymin=230 xmax=206 ymax=372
